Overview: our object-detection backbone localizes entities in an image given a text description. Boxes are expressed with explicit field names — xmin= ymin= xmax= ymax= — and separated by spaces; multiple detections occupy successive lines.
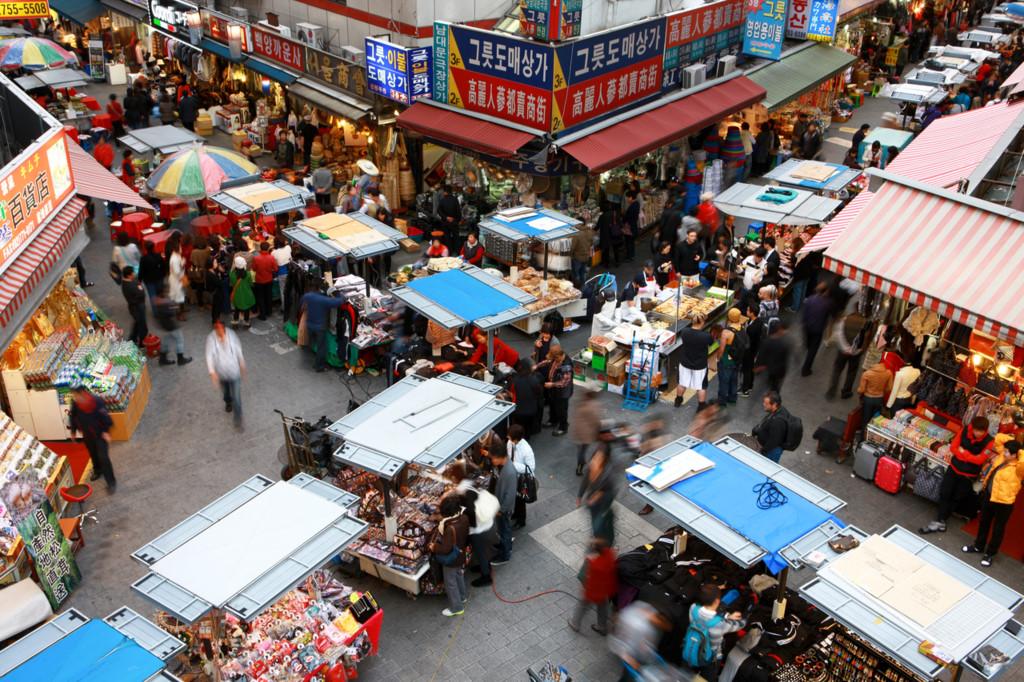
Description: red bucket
xmin=142 ymin=335 xmax=162 ymax=358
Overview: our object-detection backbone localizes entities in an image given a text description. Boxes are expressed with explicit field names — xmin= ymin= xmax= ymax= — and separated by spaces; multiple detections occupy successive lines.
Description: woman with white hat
xmin=229 ymin=256 xmax=256 ymax=328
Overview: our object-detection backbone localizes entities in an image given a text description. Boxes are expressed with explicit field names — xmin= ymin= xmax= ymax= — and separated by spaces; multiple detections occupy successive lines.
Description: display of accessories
xmin=0 ymin=413 xmax=65 ymax=555
xmin=866 ymin=411 xmax=954 ymax=462
xmin=826 ymin=630 xmax=916 ymax=682
xmin=157 ymin=569 xmax=381 ymax=682
xmin=21 ymin=330 xmax=75 ymax=389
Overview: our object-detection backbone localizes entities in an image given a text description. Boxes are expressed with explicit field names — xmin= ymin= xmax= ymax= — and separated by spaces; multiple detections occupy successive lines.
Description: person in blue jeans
xmin=715 ymin=308 xmax=745 ymax=406
xmin=299 ymin=288 xmax=344 ymax=372
xmin=488 ymin=447 xmax=518 ymax=565
xmin=751 ymin=391 xmax=788 ymax=463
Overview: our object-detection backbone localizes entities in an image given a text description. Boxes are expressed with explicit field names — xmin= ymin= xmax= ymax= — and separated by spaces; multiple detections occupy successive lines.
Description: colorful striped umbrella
xmin=146 ymin=145 xmax=259 ymax=199
xmin=0 ymin=37 xmax=79 ymax=71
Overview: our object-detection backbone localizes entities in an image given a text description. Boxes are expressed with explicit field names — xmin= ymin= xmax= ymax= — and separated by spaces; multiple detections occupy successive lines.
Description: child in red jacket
xmin=568 ymin=538 xmax=618 ymax=636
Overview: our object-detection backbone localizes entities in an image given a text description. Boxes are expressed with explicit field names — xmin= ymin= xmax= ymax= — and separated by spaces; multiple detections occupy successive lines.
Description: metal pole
xmin=950 ymin=664 xmax=963 ymax=682
xmin=772 ymin=567 xmax=789 ymax=622
xmin=543 ymin=242 xmax=549 ymax=278
xmin=487 ymin=329 xmax=494 ymax=368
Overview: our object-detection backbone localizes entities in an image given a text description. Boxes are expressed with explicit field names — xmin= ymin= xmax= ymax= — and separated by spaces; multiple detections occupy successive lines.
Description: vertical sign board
xmin=88 ymin=39 xmax=105 ymax=81
xmin=742 ymin=0 xmax=787 ymax=60
xmin=785 ymin=0 xmax=809 ymax=39
xmin=522 ymin=0 xmax=583 ymax=42
xmin=432 ymin=22 xmax=554 ymax=131
xmin=204 ymin=10 xmax=251 ymax=51
xmin=806 ymin=0 xmax=839 ymax=42
xmin=364 ymin=37 xmax=432 ymax=104
xmin=0 ymin=130 xmax=75 ymax=275
xmin=662 ymin=0 xmax=747 ymax=90
xmin=251 ymin=27 xmax=305 ymax=71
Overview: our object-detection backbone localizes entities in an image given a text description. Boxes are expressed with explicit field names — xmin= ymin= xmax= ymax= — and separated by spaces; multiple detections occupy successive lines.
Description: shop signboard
xmin=88 ymin=39 xmax=105 ymax=81
xmin=364 ymin=37 xmax=431 ymax=104
xmin=431 ymin=21 xmax=554 ymax=131
xmin=806 ymin=0 xmax=839 ymax=41
xmin=0 ymin=0 xmax=50 ymax=19
xmin=147 ymin=0 xmax=197 ymax=36
xmin=0 ymin=478 xmax=81 ymax=610
xmin=785 ymin=0 xmax=809 ymax=39
xmin=252 ymin=26 xmax=304 ymax=72
xmin=662 ymin=0 xmax=746 ymax=89
xmin=304 ymin=47 xmax=368 ymax=99
xmin=204 ymin=10 xmax=251 ymax=52
xmin=742 ymin=0 xmax=787 ymax=60
xmin=521 ymin=0 xmax=583 ymax=42
xmin=0 ymin=129 xmax=74 ymax=276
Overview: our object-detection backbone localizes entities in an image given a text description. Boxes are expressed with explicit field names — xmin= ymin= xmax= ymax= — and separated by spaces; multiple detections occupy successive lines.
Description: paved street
xmin=54 ymin=82 xmax=1024 ymax=682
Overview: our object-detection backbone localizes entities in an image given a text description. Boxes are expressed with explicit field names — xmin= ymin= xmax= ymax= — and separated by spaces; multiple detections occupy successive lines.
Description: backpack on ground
xmin=682 ymin=604 xmax=722 ymax=669
xmin=782 ymin=409 xmax=803 ymax=452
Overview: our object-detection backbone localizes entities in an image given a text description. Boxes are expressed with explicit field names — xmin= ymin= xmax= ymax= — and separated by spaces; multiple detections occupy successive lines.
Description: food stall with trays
xmin=476 ymin=207 xmax=580 ymax=278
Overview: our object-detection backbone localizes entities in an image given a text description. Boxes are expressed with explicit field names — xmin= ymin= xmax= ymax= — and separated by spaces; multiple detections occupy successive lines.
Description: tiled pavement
xmin=47 ymin=83 xmax=1024 ymax=681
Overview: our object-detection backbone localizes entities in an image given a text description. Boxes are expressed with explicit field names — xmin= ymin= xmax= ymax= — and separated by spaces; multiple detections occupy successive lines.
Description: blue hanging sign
xmin=806 ymin=0 xmax=839 ymax=42
xmin=742 ymin=0 xmax=787 ymax=60
xmin=365 ymin=36 xmax=432 ymax=104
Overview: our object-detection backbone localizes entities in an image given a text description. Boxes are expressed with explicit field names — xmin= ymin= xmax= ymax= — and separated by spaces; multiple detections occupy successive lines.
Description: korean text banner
xmin=365 ymin=37 xmax=431 ymax=104
xmin=743 ymin=0 xmax=787 ymax=60
xmin=552 ymin=17 xmax=664 ymax=132
xmin=807 ymin=0 xmax=839 ymax=41
xmin=432 ymin=21 xmax=554 ymax=131
xmin=785 ymin=0 xmax=809 ymax=39
xmin=521 ymin=0 xmax=582 ymax=42
xmin=0 ymin=129 xmax=75 ymax=275
xmin=252 ymin=26 xmax=304 ymax=71
xmin=663 ymin=0 xmax=746 ymax=89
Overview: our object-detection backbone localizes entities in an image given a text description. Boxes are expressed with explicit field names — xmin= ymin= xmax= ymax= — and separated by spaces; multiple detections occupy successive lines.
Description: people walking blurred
xmin=568 ymin=538 xmax=617 ymax=636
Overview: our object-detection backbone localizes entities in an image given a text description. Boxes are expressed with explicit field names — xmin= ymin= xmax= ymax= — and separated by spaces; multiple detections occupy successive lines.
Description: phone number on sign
xmin=0 ymin=1 xmax=50 ymax=17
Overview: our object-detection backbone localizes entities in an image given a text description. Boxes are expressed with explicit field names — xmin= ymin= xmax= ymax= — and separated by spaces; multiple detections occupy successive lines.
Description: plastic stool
xmin=60 ymin=484 xmax=93 ymax=517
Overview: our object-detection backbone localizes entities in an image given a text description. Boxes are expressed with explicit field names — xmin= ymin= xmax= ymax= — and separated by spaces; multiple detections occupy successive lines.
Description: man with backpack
xmin=752 ymin=391 xmax=800 ymax=463
xmin=683 ymin=584 xmax=745 ymax=681
xmin=715 ymin=308 xmax=747 ymax=406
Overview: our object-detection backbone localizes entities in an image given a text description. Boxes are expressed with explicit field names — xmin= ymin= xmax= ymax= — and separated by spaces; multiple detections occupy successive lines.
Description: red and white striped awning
xmin=823 ymin=182 xmax=1024 ymax=344
xmin=800 ymin=190 xmax=874 ymax=254
xmin=884 ymin=102 xmax=1024 ymax=189
xmin=68 ymin=141 xmax=152 ymax=211
xmin=0 ymin=197 xmax=88 ymax=329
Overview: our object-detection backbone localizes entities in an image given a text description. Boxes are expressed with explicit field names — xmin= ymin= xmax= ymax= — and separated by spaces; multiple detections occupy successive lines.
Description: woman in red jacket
xmin=467 ymin=328 xmax=518 ymax=367
xmin=568 ymin=538 xmax=617 ymax=635
xmin=460 ymin=232 xmax=484 ymax=266
xmin=921 ymin=416 xmax=993 ymax=535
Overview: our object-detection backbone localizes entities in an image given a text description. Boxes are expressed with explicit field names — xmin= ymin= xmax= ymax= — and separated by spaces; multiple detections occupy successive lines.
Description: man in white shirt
xmin=359 ymin=187 xmax=390 ymax=216
xmin=206 ymin=320 xmax=246 ymax=427
xmin=740 ymin=247 xmax=767 ymax=292
xmin=507 ymin=424 xmax=535 ymax=529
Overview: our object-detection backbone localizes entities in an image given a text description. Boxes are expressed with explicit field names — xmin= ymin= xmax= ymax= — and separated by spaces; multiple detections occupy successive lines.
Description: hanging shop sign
xmin=148 ymin=0 xmax=197 ymax=36
xmin=0 ymin=0 xmax=49 ymax=19
xmin=662 ymin=0 xmax=746 ymax=89
xmin=432 ymin=22 xmax=554 ymax=130
xmin=785 ymin=0 xmax=809 ymax=39
xmin=521 ymin=0 xmax=583 ymax=42
xmin=204 ymin=10 xmax=251 ymax=51
xmin=806 ymin=0 xmax=839 ymax=41
xmin=0 ymin=129 xmax=74 ymax=276
xmin=742 ymin=0 xmax=787 ymax=60
xmin=304 ymin=47 xmax=368 ymax=99
xmin=364 ymin=36 xmax=432 ymax=104
xmin=252 ymin=26 xmax=304 ymax=71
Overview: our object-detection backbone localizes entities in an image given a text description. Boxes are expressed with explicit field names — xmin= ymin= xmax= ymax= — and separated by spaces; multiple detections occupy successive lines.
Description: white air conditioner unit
xmin=716 ymin=55 xmax=737 ymax=77
xmin=295 ymin=22 xmax=324 ymax=49
xmin=229 ymin=6 xmax=248 ymax=20
xmin=339 ymin=45 xmax=365 ymax=66
xmin=682 ymin=63 xmax=706 ymax=89
xmin=257 ymin=20 xmax=291 ymax=37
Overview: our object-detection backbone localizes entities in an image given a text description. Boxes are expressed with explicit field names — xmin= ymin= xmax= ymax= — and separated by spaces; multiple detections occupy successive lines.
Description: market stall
xmin=503 ymin=267 xmax=586 ymax=335
xmin=713 ymin=183 xmax=843 ymax=226
xmin=390 ymin=264 xmax=536 ymax=367
xmin=208 ymin=179 xmax=313 ymax=237
xmin=119 ymin=124 xmax=203 ymax=156
xmin=763 ymin=160 xmax=863 ymax=197
xmin=13 ymin=67 xmax=89 ymax=91
xmin=904 ymin=67 xmax=968 ymax=89
xmin=859 ymin=127 xmax=915 ymax=165
xmin=326 ymin=372 xmax=514 ymax=594
xmin=477 ymin=206 xmax=580 ymax=277
xmin=0 ymin=606 xmax=185 ymax=681
xmin=880 ymin=84 xmax=948 ymax=129
xmin=131 ymin=473 xmax=375 ymax=680
xmin=284 ymin=211 xmax=404 ymax=280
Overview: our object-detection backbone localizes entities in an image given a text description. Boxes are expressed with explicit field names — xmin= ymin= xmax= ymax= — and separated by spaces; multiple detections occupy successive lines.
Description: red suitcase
xmin=874 ymin=455 xmax=905 ymax=494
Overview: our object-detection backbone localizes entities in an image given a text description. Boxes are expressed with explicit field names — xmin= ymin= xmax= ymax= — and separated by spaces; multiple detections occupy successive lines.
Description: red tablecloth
xmin=160 ymin=199 xmax=189 ymax=222
xmin=91 ymin=113 xmax=112 ymax=130
xmin=257 ymin=214 xmax=277 ymax=235
xmin=142 ymin=228 xmax=174 ymax=254
xmin=80 ymin=96 xmax=100 ymax=111
xmin=119 ymin=212 xmax=153 ymax=242
xmin=191 ymin=214 xmax=231 ymax=238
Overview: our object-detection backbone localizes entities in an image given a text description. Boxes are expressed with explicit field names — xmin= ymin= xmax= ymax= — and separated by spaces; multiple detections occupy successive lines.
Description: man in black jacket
xmin=120 ymin=267 xmax=148 ymax=346
xmin=70 ymin=386 xmax=116 ymax=492
xmin=138 ymin=240 xmax=166 ymax=314
xmin=752 ymin=391 xmax=788 ymax=463
xmin=489 ymin=448 xmax=518 ymax=565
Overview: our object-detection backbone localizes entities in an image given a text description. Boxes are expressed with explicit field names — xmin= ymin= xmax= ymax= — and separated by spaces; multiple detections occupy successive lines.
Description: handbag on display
xmin=976 ymin=370 xmax=1007 ymax=398
xmin=349 ymin=592 xmax=378 ymax=623
xmin=517 ymin=465 xmax=538 ymax=504
xmin=912 ymin=461 xmax=944 ymax=502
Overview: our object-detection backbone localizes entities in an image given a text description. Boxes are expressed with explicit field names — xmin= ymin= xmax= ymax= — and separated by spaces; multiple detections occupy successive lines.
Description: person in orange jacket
xmin=467 ymin=327 xmax=519 ymax=368
xmin=568 ymin=538 xmax=617 ymax=636
xmin=460 ymin=232 xmax=484 ymax=266
xmin=964 ymin=440 xmax=1024 ymax=567
xmin=92 ymin=133 xmax=114 ymax=171
xmin=921 ymin=416 xmax=993 ymax=535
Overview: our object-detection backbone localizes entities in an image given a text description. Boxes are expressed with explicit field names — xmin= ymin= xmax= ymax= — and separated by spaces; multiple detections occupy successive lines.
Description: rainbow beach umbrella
xmin=0 ymin=37 xmax=79 ymax=71
xmin=146 ymin=145 xmax=259 ymax=199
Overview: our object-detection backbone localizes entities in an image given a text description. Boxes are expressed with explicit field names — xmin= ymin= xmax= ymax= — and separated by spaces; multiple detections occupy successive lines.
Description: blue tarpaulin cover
xmin=5 ymin=619 xmax=163 ymax=682
xmin=407 ymin=269 xmax=521 ymax=323
xmin=667 ymin=442 xmax=841 ymax=573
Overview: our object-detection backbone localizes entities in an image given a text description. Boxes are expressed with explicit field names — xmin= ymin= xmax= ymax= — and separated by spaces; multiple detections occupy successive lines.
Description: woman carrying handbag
xmin=507 ymin=424 xmax=537 ymax=530
xmin=430 ymin=495 xmax=470 ymax=617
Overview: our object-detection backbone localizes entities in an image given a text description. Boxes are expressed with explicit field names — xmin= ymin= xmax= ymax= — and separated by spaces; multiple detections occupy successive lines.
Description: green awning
xmin=746 ymin=44 xmax=856 ymax=111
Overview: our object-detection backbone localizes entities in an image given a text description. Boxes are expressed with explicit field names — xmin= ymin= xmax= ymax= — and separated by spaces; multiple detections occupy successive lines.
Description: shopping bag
xmin=517 ymin=465 xmax=538 ymax=504
xmin=297 ymin=311 xmax=309 ymax=346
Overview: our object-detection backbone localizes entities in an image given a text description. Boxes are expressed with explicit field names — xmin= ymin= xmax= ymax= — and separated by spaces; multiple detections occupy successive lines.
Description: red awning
xmin=559 ymin=76 xmax=766 ymax=173
xmin=823 ymin=181 xmax=1024 ymax=344
xmin=0 ymin=197 xmax=88 ymax=328
xmin=68 ymin=141 xmax=152 ymax=211
xmin=800 ymin=190 xmax=874 ymax=254
xmin=397 ymin=103 xmax=536 ymax=158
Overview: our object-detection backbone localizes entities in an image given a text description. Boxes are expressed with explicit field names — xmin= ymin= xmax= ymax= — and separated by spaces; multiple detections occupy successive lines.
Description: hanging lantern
xmin=261 ymin=76 xmax=271 ymax=94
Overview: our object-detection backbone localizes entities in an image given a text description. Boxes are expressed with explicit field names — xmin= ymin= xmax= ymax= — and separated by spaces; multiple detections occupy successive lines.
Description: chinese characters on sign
xmin=662 ymin=0 xmax=746 ymax=89
xmin=252 ymin=27 xmax=304 ymax=71
xmin=20 ymin=502 xmax=81 ymax=609
xmin=521 ymin=0 xmax=582 ymax=42
xmin=806 ymin=0 xmax=838 ymax=42
xmin=304 ymin=48 xmax=368 ymax=98
xmin=742 ymin=0 xmax=787 ymax=60
xmin=364 ymin=37 xmax=431 ymax=104
xmin=0 ymin=130 xmax=74 ymax=275
xmin=785 ymin=0 xmax=808 ymax=39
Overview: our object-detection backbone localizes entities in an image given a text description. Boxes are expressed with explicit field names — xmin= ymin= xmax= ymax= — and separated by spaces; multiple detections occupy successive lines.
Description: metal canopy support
xmin=208 ymin=180 xmax=314 ymax=216
xmin=713 ymin=182 xmax=843 ymax=225
xmin=477 ymin=208 xmax=581 ymax=244
xmin=284 ymin=211 xmax=403 ymax=263
xmin=795 ymin=525 xmax=1024 ymax=681
xmin=117 ymin=125 xmax=202 ymax=155
xmin=328 ymin=372 xmax=511 ymax=478
xmin=763 ymin=159 xmax=863 ymax=194
xmin=105 ymin=607 xmax=185 ymax=660
xmin=131 ymin=572 xmax=213 ymax=623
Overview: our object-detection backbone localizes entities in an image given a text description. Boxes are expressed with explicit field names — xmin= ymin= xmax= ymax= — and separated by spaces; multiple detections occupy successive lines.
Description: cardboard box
xmin=607 ymin=373 xmax=625 ymax=386
xmin=400 ymin=238 xmax=420 ymax=253
xmin=394 ymin=218 xmax=409 ymax=234
xmin=608 ymin=355 xmax=627 ymax=380
xmin=588 ymin=336 xmax=616 ymax=355
xmin=591 ymin=354 xmax=607 ymax=371
xmin=109 ymin=365 xmax=150 ymax=441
